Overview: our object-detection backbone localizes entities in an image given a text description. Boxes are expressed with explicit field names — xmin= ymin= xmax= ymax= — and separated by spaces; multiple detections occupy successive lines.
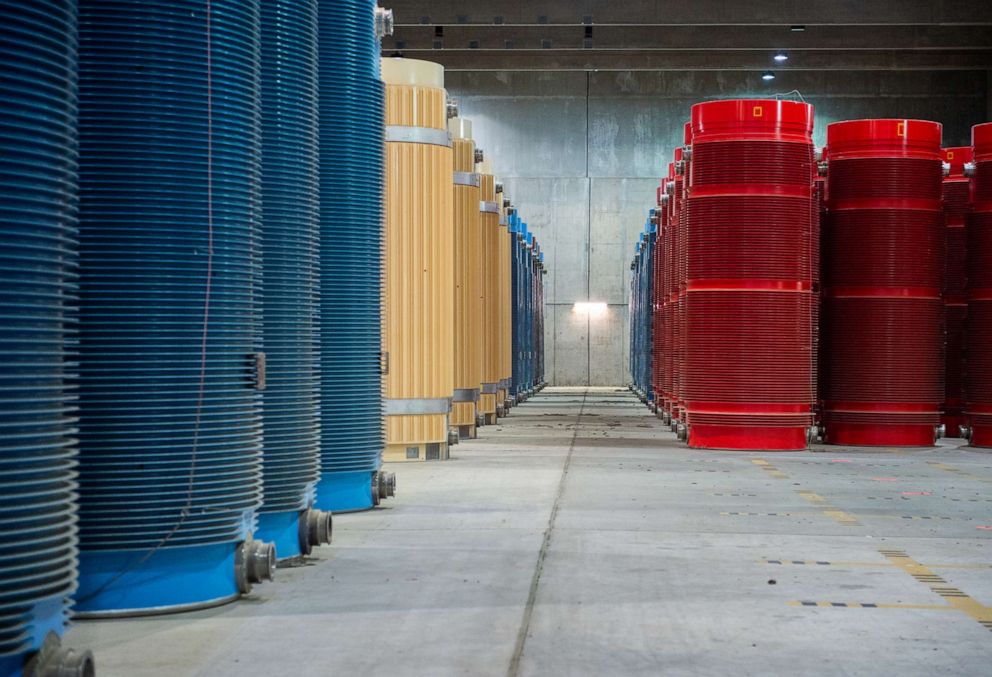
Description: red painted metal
xmin=676 ymin=123 xmax=691 ymax=428
xmin=684 ymin=99 xmax=816 ymax=450
xmin=942 ymin=146 xmax=972 ymax=437
xmin=967 ymin=123 xmax=992 ymax=447
xmin=823 ymin=119 xmax=944 ymax=446
xmin=665 ymin=161 xmax=678 ymax=422
xmin=813 ymin=147 xmax=827 ymax=427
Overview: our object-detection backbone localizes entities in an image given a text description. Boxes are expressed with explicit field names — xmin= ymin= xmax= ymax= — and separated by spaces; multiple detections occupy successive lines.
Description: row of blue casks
xmin=629 ymin=217 xmax=656 ymax=402
xmin=507 ymin=213 xmax=545 ymax=400
xmin=1 ymin=3 xmax=391 ymax=665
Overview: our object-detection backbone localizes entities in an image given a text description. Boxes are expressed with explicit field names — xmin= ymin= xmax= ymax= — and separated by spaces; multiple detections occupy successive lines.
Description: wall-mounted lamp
xmin=573 ymin=302 xmax=608 ymax=318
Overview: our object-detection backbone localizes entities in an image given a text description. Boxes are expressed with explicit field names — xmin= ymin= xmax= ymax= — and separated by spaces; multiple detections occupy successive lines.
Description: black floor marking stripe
xmin=507 ymin=389 xmax=588 ymax=677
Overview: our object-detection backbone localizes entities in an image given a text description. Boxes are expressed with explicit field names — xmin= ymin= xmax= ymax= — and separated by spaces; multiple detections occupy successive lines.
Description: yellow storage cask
xmin=478 ymin=164 xmax=501 ymax=424
xmin=381 ymin=58 xmax=454 ymax=462
xmin=450 ymin=117 xmax=482 ymax=439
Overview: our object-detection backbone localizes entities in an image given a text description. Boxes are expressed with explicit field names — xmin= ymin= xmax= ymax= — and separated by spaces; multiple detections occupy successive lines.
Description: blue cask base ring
xmin=314 ymin=472 xmax=374 ymax=513
xmin=74 ymin=543 xmax=241 ymax=618
xmin=255 ymin=511 xmax=306 ymax=561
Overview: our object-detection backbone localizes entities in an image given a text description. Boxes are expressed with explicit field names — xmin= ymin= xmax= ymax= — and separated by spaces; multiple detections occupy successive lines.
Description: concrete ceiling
xmin=383 ymin=1 xmax=992 ymax=71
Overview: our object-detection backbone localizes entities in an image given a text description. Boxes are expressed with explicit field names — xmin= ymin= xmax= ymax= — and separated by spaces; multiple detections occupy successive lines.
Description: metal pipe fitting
xmin=375 ymin=6 xmax=394 ymax=38
xmin=448 ymin=428 xmax=460 ymax=446
xmin=935 ymin=424 xmax=946 ymax=442
xmin=304 ymin=508 xmax=333 ymax=549
xmin=942 ymin=161 xmax=951 ymax=177
xmin=683 ymin=145 xmax=693 ymax=161
xmin=496 ymin=404 xmax=505 ymax=417
xmin=236 ymin=538 xmax=276 ymax=594
xmin=371 ymin=474 xmax=381 ymax=506
xmin=964 ymin=162 xmax=976 ymax=178
xmin=474 ymin=148 xmax=484 ymax=164
xmin=674 ymin=159 xmax=686 ymax=176
xmin=446 ymin=98 xmax=459 ymax=119
xmin=23 ymin=633 xmax=95 ymax=677
xmin=676 ymin=422 xmax=688 ymax=442
xmin=475 ymin=414 xmax=485 ymax=428
xmin=817 ymin=160 xmax=828 ymax=177
xmin=960 ymin=424 xmax=973 ymax=441
xmin=495 ymin=181 xmax=504 ymax=193
xmin=379 ymin=471 xmax=396 ymax=498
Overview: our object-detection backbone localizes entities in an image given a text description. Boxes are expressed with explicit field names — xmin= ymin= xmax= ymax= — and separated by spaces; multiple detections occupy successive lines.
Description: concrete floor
xmin=67 ymin=387 xmax=992 ymax=676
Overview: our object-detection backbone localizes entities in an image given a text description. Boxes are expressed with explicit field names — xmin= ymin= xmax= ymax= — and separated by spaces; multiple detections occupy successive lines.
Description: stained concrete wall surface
xmin=447 ymin=70 xmax=988 ymax=386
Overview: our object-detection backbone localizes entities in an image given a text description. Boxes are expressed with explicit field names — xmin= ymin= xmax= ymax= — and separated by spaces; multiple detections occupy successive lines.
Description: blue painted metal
xmin=74 ymin=0 xmax=263 ymax=614
xmin=629 ymin=215 xmax=655 ymax=398
xmin=0 ymin=1 xmax=79 ymax=671
xmin=524 ymin=231 xmax=534 ymax=391
xmin=254 ymin=0 xmax=320 ymax=558
xmin=640 ymin=217 xmax=655 ymax=400
xmin=315 ymin=0 xmax=385 ymax=513
xmin=510 ymin=215 xmax=524 ymax=396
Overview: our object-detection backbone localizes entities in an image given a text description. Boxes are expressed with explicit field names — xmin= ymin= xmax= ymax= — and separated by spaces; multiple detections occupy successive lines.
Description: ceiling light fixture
xmin=774 ymin=50 xmax=788 ymax=62
xmin=761 ymin=71 xmax=776 ymax=81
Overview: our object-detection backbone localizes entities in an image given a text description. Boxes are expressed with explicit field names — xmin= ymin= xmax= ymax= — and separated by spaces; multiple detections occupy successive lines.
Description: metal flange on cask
xmin=822 ymin=119 xmax=944 ymax=447
xmin=0 ymin=1 xmax=95 ymax=673
xmin=478 ymin=163 xmax=502 ymax=425
xmin=684 ymin=100 xmax=816 ymax=450
xmin=381 ymin=57 xmax=454 ymax=462
xmin=941 ymin=146 xmax=972 ymax=438
xmin=966 ymin=123 xmax=992 ymax=447
xmin=254 ymin=0 xmax=329 ymax=560
xmin=315 ymin=0 xmax=393 ymax=510
xmin=75 ymin=0 xmax=275 ymax=615
xmin=451 ymin=117 xmax=483 ymax=440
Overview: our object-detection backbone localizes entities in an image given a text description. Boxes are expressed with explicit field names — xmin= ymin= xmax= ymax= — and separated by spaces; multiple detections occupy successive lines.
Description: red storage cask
xmin=966 ymin=123 xmax=992 ymax=447
xmin=684 ymin=99 xmax=816 ymax=450
xmin=822 ymin=119 xmax=944 ymax=446
xmin=942 ymin=146 xmax=972 ymax=437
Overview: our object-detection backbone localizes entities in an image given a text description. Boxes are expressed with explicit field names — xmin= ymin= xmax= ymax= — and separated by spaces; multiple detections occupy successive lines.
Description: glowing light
xmin=774 ymin=51 xmax=789 ymax=62
xmin=761 ymin=71 xmax=776 ymax=81
xmin=573 ymin=302 xmax=608 ymax=318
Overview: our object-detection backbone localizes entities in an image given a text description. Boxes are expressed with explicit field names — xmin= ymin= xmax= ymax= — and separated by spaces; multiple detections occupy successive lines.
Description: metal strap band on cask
xmin=454 ymin=171 xmax=480 ymax=187
xmin=385 ymin=125 xmax=452 ymax=148
xmin=480 ymin=200 xmax=500 ymax=214
xmin=383 ymin=397 xmax=452 ymax=416
xmin=480 ymin=382 xmax=499 ymax=395
xmin=452 ymin=388 xmax=480 ymax=403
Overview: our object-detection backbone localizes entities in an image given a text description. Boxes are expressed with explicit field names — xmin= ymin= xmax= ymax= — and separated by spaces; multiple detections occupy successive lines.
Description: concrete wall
xmin=446 ymin=70 xmax=988 ymax=386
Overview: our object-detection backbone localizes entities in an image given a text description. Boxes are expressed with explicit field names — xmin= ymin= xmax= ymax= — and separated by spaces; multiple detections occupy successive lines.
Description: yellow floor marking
xmin=927 ymin=461 xmax=992 ymax=484
xmin=788 ymin=601 xmax=953 ymax=611
xmin=794 ymin=490 xmax=862 ymax=526
xmin=880 ymin=549 xmax=992 ymax=631
xmin=751 ymin=458 xmax=789 ymax=479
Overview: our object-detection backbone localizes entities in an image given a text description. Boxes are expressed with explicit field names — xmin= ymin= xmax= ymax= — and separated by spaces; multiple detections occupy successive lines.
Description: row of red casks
xmin=645 ymin=98 xmax=992 ymax=450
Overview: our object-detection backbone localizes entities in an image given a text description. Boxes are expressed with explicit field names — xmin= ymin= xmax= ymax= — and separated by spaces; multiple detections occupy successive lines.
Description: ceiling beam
xmin=382 ymin=48 xmax=992 ymax=71
xmin=387 ymin=25 xmax=992 ymax=51
xmin=388 ymin=0 xmax=990 ymax=26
